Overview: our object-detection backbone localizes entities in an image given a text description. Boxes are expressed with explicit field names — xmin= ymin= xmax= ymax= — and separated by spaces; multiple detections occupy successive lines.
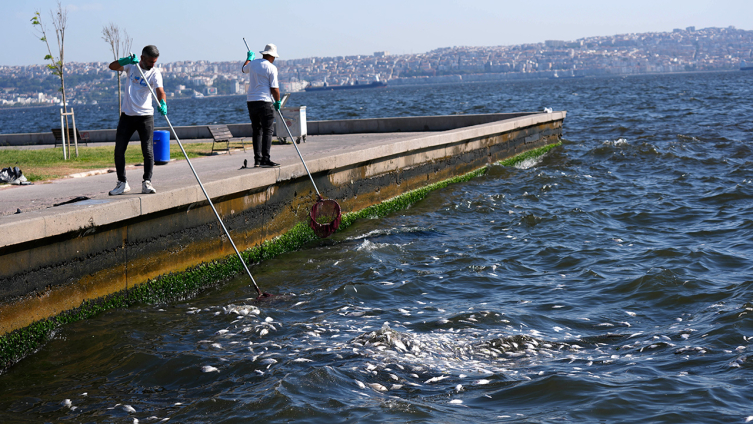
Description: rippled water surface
xmin=1 ymin=72 xmax=753 ymax=423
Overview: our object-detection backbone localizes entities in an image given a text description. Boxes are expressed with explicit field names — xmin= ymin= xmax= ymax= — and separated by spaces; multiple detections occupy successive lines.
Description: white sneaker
xmin=109 ymin=181 xmax=130 ymax=195
xmin=142 ymin=180 xmax=156 ymax=194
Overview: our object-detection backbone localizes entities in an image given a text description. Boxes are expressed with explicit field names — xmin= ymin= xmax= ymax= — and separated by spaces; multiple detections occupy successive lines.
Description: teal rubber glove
xmin=158 ymin=99 xmax=167 ymax=116
xmin=117 ymin=54 xmax=138 ymax=66
xmin=246 ymin=51 xmax=255 ymax=61
xmin=273 ymin=100 xmax=282 ymax=111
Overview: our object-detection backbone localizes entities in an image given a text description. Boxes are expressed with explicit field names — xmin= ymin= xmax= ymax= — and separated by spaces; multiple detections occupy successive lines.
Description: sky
xmin=2 ymin=0 xmax=752 ymax=66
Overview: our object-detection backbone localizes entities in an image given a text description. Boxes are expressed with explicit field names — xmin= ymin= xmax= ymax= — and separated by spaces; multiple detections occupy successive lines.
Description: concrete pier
xmin=0 ymin=112 xmax=565 ymax=335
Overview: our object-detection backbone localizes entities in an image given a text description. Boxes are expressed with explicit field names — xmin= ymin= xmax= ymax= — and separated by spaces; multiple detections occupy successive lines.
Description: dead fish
xmin=369 ymin=383 xmax=388 ymax=392
xmin=202 ymin=365 xmax=219 ymax=373
xmin=425 ymin=375 xmax=449 ymax=384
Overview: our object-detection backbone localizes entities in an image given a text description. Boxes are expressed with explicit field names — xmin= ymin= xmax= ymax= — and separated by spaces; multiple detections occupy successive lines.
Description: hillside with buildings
xmin=1 ymin=26 xmax=751 ymax=107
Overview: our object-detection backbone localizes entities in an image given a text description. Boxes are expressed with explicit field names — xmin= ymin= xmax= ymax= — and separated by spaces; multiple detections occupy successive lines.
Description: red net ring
xmin=309 ymin=198 xmax=342 ymax=238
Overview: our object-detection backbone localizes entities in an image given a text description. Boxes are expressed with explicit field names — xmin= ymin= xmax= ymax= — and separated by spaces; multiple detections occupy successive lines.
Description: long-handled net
xmin=133 ymin=55 xmax=273 ymax=300
xmin=276 ymin=109 xmax=342 ymax=238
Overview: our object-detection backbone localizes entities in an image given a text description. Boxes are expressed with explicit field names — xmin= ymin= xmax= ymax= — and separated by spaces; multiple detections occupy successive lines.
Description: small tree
xmin=31 ymin=1 xmax=71 ymax=157
xmin=102 ymin=23 xmax=132 ymax=116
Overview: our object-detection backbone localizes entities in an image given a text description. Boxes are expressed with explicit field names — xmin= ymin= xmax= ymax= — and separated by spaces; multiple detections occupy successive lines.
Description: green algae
xmin=497 ymin=142 xmax=561 ymax=167
xmin=0 ymin=142 xmax=560 ymax=373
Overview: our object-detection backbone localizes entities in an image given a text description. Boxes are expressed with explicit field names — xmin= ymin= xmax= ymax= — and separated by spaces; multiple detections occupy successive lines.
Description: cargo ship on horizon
xmin=305 ymin=76 xmax=387 ymax=92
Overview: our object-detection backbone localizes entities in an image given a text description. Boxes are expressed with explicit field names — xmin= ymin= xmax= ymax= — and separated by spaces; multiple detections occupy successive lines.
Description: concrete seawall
xmin=0 ymin=112 xmax=565 ymax=336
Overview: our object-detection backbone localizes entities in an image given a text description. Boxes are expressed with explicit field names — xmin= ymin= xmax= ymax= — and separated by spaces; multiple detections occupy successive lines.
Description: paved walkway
xmin=0 ymin=133 xmax=423 ymax=216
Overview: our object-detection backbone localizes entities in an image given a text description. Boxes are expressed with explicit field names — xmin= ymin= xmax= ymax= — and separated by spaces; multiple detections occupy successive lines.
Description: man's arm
xmin=241 ymin=51 xmax=255 ymax=73
xmin=156 ymin=87 xmax=166 ymax=102
xmin=270 ymin=87 xmax=280 ymax=102
xmin=109 ymin=54 xmax=138 ymax=71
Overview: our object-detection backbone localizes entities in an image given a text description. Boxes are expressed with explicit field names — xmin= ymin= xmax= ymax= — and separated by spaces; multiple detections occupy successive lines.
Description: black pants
xmin=114 ymin=113 xmax=154 ymax=182
xmin=246 ymin=101 xmax=274 ymax=163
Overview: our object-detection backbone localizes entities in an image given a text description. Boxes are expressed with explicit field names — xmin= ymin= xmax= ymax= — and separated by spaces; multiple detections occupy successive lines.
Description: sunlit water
xmin=1 ymin=72 xmax=753 ymax=422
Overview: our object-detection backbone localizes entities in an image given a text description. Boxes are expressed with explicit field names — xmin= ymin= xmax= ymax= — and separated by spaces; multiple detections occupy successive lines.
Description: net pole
xmin=276 ymin=108 xmax=320 ymax=198
xmin=131 ymin=55 xmax=265 ymax=297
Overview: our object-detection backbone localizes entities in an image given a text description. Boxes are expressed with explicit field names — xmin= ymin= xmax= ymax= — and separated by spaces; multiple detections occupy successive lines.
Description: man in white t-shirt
xmin=107 ymin=45 xmax=167 ymax=195
xmin=242 ymin=43 xmax=281 ymax=167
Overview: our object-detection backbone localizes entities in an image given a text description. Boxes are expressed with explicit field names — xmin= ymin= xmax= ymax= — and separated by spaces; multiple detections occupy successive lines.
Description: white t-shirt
xmin=243 ymin=59 xmax=278 ymax=102
xmin=122 ymin=63 xmax=163 ymax=116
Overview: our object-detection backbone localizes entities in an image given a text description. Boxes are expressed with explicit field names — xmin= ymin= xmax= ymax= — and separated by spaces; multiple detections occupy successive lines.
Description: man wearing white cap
xmin=242 ymin=43 xmax=281 ymax=167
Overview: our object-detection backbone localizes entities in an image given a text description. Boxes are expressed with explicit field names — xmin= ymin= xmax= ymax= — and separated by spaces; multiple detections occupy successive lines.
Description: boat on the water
xmin=550 ymin=70 xmax=584 ymax=79
xmin=305 ymin=77 xmax=387 ymax=92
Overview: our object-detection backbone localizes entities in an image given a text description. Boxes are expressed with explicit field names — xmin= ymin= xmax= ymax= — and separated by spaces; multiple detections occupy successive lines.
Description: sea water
xmin=0 ymin=72 xmax=752 ymax=422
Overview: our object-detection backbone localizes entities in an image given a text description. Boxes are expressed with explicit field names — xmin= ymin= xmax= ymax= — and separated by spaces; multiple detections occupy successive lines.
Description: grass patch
xmin=0 ymin=141 xmax=561 ymax=373
xmin=0 ymin=141 xmax=247 ymax=182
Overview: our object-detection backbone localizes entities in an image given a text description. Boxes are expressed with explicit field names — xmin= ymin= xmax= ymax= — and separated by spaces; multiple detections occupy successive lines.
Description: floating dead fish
xmin=424 ymin=375 xmax=449 ymax=384
xmin=369 ymin=383 xmax=388 ymax=392
xmin=202 ymin=365 xmax=219 ymax=373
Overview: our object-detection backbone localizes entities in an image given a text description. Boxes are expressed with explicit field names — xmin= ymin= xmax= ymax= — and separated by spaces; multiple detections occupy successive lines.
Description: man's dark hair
xmin=142 ymin=45 xmax=160 ymax=58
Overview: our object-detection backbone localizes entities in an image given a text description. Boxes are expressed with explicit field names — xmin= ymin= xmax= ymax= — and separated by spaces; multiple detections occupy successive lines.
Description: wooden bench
xmin=208 ymin=124 xmax=245 ymax=154
xmin=51 ymin=127 xmax=89 ymax=148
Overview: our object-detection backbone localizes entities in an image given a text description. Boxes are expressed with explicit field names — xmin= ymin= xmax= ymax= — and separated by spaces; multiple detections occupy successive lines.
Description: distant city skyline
xmin=3 ymin=25 xmax=750 ymax=108
xmin=1 ymin=0 xmax=752 ymax=67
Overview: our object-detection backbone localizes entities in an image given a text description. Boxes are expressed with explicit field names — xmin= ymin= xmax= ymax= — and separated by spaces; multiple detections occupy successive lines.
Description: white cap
xmin=260 ymin=44 xmax=279 ymax=58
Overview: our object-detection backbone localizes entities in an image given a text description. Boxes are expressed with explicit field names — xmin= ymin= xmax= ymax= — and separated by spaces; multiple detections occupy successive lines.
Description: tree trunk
xmin=61 ymin=74 xmax=70 ymax=158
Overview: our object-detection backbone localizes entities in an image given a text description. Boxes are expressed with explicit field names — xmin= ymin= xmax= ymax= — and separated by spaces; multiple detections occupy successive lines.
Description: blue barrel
xmin=153 ymin=130 xmax=170 ymax=164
